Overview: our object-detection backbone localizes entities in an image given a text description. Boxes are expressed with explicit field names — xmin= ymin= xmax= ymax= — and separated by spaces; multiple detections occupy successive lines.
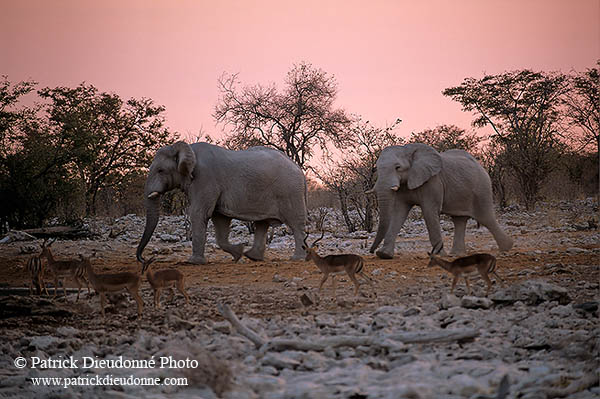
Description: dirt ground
xmin=1 ymin=227 xmax=598 ymax=330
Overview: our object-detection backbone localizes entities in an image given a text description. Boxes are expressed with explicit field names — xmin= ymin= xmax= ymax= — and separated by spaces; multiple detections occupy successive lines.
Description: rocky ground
xmin=0 ymin=199 xmax=598 ymax=398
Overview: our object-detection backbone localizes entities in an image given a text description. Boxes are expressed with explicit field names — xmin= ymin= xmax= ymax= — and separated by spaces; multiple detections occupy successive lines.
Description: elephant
xmin=136 ymin=141 xmax=307 ymax=264
xmin=369 ymin=143 xmax=513 ymax=259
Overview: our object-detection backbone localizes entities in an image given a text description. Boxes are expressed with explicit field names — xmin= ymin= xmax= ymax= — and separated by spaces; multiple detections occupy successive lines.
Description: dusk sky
xmin=1 ymin=0 xmax=598 ymax=141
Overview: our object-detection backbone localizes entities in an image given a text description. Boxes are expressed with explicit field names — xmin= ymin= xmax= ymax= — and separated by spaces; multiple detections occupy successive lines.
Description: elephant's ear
xmin=172 ymin=141 xmax=196 ymax=179
xmin=407 ymin=144 xmax=442 ymax=190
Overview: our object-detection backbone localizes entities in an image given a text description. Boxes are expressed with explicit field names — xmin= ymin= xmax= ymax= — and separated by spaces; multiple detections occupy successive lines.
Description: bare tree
xmin=443 ymin=70 xmax=569 ymax=210
xmin=407 ymin=124 xmax=482 ymax=155
xmin=562 ymin=61 xmax=599 ymax=199
xmin=214 ymin=62 xmax=352 ymax=169
xmin=316 ymin=118 xmax=403 ymax=233
xmin=314 ymin=162 xmax=356 ymax=233
xmin=479 ymin=140 xmax=511 ymax=208
xmin=342 ymin=118 xmax=403 ymax=232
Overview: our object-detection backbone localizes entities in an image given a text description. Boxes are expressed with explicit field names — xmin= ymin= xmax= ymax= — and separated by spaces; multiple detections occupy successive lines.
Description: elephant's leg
xmin=284 ymin=218 xmax=307 ymax=260
xmin=376 ymin=203 xmax=411 ymax=259
xmin=212 ymin=213 xmax=244 ymax=262
xmin=244 ymin=220 xmax=269 ymax=261
xmin=476 ymin=212 xmax=514 ymax=252
xmin=422 ymin=205 xmax=446 ymax=256
xmin=450 ymin=216 xmax=469 ymax=256
xmin=189 ymin=213 xmax=209 ymax=264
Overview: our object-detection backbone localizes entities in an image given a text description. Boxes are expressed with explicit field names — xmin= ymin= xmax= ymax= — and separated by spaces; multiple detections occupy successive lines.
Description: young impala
xmin=427 ymin=252 xmax=505 ymax=296
xmin=303 ymin=231 xmax=374 ymax=297
xmin=140 ymin=256 xmax=190 ymax=309
xmin=40 ymin=239 xmax=90 ymax=300
xmin=80 ymin=254 xmax=144 ymax=319
xmin=25 ymin=255 xmax=48 ymax=296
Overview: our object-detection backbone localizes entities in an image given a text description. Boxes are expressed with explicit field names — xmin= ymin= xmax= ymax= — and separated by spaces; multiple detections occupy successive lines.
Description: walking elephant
xmin=369 ymin=143 xmax=513 ymax=259
xmin=136 ymin=141 xmax=307 ymax=264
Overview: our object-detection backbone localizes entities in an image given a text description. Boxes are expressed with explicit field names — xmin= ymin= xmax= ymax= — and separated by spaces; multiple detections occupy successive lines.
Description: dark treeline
xmin=0 ymin=79 xmax=175 ymax=233
xmin=1 ymin=61 xmax=597 ymax=234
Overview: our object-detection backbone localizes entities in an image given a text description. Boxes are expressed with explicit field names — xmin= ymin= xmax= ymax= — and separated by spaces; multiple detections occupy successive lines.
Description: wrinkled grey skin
xmin=137 ymin=141 xmax=307 ymax=264
xmin=370 ymin=143 xmax=513 ymax=259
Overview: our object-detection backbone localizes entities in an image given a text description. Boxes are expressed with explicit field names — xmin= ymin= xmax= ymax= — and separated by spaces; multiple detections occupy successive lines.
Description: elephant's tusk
xmin=390 ymin=185 xmax=399 ymax=191
xmin=147 ymin=191 xmax=160 ymax=199
xmin=365 ymin=188 xmax=375 ymax=194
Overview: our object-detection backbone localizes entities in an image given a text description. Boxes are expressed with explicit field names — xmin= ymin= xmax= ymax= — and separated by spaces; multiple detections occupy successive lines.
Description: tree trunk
xmin=337 ymin=190 xmax=355 ymax=233
xmin=364 ymin=197 xmax=374 ymax=233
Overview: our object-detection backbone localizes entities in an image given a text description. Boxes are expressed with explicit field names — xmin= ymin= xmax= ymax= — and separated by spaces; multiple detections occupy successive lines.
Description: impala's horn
xmin=311 ymin=230 xmax=325 ymax=247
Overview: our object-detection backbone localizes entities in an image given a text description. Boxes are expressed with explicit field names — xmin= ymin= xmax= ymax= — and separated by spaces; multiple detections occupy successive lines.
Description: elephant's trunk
xmin=370 ymin=189 xmax=393 ymax=253
xmin=136 ymin=195 xmax=160 ymax=262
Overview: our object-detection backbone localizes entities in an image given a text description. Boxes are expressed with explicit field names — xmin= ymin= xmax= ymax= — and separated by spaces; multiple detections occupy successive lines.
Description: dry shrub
xmin=540 ymin=169 xmax=584 ymax=202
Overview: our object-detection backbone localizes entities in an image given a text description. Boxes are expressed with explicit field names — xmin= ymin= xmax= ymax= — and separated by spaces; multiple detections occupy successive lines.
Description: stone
xmin=159 ymin=233 xmax=180 ymax=242
xmin=261 ymin=353 xmax=301 ymax=370
xmin=549 ymin=305 xmax=573 ymax=318
xmin=56 ymin=326 xmax=79 ymax=337
xmin=299 ymin=293 xmax=313 ymax=307
xmin=403 ymin=307 xmax=421 ymax=317
xmin=28 ymin=336 xmax=60 ymax=351
xmin=447 ymin=374 xmax=487 ymax=397
xmin=243 ymin=374 xmax=286 ymax=393
xmin=566 ymin=247 xmax=588 ymax=254
xmin=461 ymin=296 xmax=493 ymax=309
xmin=440 ymin=293 xmax=461 ymax=309
xmin=490 ymin=279 xmax=571 ymax=305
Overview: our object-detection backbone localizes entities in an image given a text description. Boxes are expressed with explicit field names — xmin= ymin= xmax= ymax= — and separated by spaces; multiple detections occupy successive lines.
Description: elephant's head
xmin=369 ymin=143 xmax=442 ymax=253
xmin=136 ymin=141 xmax=196 ymax=262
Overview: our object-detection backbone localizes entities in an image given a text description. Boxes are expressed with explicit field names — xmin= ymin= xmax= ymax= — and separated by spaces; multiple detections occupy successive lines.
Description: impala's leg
xmin=154 ymin=289 xmax=161 ymax=309
xmin=62 ymin=278 xmax=67 ymax=299
xmin=359 ymin=272 xmax=375 ymax=298
xmin=177 ymin=279 xmax=190 ymax=304
xmin=100 ymin=293 xmax=107 ymax=318
xmin=41 ymin=274 xmax=49 ymax=296
xmin=129 ymin=288 xmax=143 ymax=318
xmin=464 ymin=275 xmax=471 ymax=295
xmin=358 ymin=272 xmax=374 ymax=286
xmin=493 ymin=271 xmax=506 ymax=287
xmin=331 ymin=275 xmax=337 ymax=298
xmin=318 ymin=273 xmax=328 ymax=293
xmin=490 ymin=258 xmax=505 ymax=287
xmin=481 ymin=272 xmax=493 ymax=297
xmin=348 ymin=271 xmax=361 ymax=296
xmin=451 ymin=275 xmax=459 ymax=294
xmin=75 ymin=277 xmax=83 ymax=301
xmin=53 ymin=274 xmax=59 ymax=298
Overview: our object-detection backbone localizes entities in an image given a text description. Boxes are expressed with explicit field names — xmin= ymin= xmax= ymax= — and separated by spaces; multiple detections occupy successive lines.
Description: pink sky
xmin=1 ymin=0 xmax=599 ymax=142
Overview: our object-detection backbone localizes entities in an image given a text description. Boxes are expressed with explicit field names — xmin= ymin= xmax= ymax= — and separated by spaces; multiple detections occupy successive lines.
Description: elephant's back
xmin=193 ymin=142 xmax=302 ymax=174
xmin=441 ymin=148 xmax=478 ymax=162
xmin=440 ymin=149 xmax=487 ymax=177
